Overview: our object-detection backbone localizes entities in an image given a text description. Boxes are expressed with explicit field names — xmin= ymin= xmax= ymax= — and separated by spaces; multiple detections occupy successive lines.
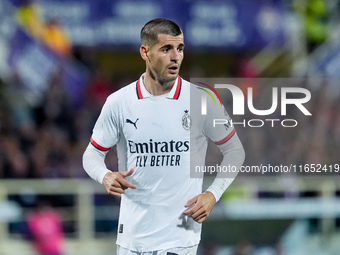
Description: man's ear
xmin=140 ymin=45 xmax=149 ymax=61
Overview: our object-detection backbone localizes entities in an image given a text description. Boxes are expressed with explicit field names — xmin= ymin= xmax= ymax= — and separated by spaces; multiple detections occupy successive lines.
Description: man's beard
xmin=150 ymin=69 xmax=176 ymax=86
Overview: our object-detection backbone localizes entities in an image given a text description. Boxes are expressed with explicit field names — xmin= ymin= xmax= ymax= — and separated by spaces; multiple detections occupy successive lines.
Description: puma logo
xmin=126 ymin=118 xmax=139 ymax=129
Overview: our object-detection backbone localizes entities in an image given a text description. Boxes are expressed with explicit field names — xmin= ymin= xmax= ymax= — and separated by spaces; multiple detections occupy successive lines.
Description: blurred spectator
xmin=26 ymin=197 xmax=65 ymax=255
xmin=16 ymin=1 xmax=72 ymax=57
xmin=1 ymin=133 xmax=30 ymax=178
xmin=200 ymin=241 xmax=219 ymax=255
xmin=42 ymin=18 xmax=72 ymax=57
xmin=237 ymin=56 xmax=260 ymax=79
xmin=305 ymin=0 xmax=329 ymax=52
xmin=233 ymin=240 xmax=253 ymax=255
xmin=0 ymin=66 xmax=90 ymax=179
xmin=73 ymin=46 xmax=97 ymax=71
xmin=16 ymin=0 xmax=45 ymax=40
xmin=85 ymin=68 xmax=115 ymax=110
xmin=4 ymin=71 xmax=38 ymax=133
xmin=236 ymin=54 xmax=259 ymax=100
xmin=294 ymin=0 xmax=330 ymax=52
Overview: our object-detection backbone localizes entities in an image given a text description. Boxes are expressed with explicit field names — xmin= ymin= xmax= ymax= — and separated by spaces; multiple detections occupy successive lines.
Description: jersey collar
xmin=136 ymin=74 xmax=182 ymax=100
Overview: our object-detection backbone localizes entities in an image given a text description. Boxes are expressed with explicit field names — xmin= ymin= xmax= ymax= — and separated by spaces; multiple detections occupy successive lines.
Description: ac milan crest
xmin=182 ymin=110 xmax=191 ymax=130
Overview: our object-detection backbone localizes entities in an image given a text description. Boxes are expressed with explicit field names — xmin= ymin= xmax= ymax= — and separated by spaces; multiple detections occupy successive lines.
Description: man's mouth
xmin=168 ymin=65 xmax=178 ymax=74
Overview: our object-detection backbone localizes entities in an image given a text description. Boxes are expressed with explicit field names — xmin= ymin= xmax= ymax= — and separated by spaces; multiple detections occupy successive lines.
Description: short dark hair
xmin=140 ymin=18 xmax=182 ymax=47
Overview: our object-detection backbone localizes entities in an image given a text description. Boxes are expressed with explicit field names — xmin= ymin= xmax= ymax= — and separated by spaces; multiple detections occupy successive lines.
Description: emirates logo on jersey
xmin=182 ymin=110 xmax=191 ymax=130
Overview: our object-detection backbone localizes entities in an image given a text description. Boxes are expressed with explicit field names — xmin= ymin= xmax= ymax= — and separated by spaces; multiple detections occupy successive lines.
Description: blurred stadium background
xmin=1 ymin=0 xmax=340 ymax=254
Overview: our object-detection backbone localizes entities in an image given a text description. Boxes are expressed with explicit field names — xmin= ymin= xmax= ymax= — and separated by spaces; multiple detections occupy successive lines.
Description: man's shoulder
xmin=106 ymin=79 xmax=138 ymax=103
xmin=182 ymin=79 xmax=221 ymax=100
xmin=179 ymin=77 xmax=198 ymax=94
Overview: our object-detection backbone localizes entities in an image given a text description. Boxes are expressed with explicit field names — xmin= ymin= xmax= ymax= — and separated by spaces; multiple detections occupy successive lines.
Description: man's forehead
xmin=157 ymin=33 xmax=184 ymax=46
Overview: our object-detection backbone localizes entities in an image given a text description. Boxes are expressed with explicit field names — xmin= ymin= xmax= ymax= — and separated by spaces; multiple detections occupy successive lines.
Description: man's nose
xmin=170 ymin=49 xmax=180 ymax=62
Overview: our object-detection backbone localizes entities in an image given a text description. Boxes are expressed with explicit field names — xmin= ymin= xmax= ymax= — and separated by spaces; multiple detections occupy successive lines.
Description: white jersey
xmin=90 ymin=74 xmax=235 ymax=251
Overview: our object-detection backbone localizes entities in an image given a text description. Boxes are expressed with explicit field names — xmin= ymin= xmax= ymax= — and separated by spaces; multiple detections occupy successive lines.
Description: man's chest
xmin=120 ymin=99 xmax=192 ymax=142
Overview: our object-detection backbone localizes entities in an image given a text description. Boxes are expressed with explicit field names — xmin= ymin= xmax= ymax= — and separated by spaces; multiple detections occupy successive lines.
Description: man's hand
xmin=102 ymin=169 xmax=137 ymax=197
xmin=183 ymin=191 xmax=216 ymax=223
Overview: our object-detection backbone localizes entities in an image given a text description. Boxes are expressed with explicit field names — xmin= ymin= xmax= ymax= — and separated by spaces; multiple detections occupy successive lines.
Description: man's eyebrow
xmin=160 ymin=43 xmax=185 ymax=49
xmin=160 ymin=44 xmax=173 ymax=49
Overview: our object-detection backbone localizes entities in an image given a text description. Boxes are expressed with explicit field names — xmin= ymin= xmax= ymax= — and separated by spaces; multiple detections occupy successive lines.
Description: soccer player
xmin=83 ymin=18 xmax=245 ymax=255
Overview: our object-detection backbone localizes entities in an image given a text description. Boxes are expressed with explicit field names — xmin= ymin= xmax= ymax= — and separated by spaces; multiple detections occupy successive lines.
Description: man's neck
xmin=143 ymin=73 xmax=175 ymax=96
